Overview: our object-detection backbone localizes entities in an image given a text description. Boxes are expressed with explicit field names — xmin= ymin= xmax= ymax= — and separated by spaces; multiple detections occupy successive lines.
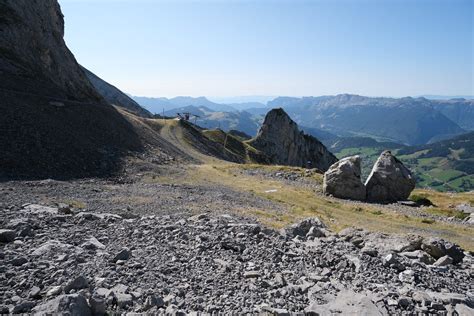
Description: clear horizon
xmin=60 ymin=0 xmax=473 ymax=98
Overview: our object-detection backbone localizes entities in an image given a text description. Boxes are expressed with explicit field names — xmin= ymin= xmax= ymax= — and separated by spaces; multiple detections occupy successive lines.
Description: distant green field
xmin=334 ymin=146 xmax=473 ymax=192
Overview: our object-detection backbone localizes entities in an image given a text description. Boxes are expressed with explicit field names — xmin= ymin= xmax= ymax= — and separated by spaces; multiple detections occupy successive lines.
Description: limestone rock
xmin=421 ymin=237 xmax=465 ymax=264
xmin=249 ymin=108 xmax=337 ymax=171
xmin=32 ymin=294 xmax=91 ymax=316
xmin=285 ymin=218 xmax=327 ymax=238
xmin=0 ymin=229 xmax=16 ymax=242
xmin=365 ymin=150 xmax=416 ymax=203
xmin=323 ymin=155 xmax=366 ymax=200
xmin=305 ymin=290 xmax=382 ymax=315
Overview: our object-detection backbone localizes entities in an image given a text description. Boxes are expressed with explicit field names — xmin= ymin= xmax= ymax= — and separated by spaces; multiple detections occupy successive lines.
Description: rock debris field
xmin=0 ymin=203 xmax=473 ymax=315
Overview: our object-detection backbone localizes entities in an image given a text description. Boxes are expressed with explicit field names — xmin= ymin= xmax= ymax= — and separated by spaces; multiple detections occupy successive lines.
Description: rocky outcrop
xmin=323 ymin=155 xmax=366 ymax=200
xmin=365 ymin=150 xmax=416 ymax=203
xmin=249 ymin=108 xmax=338 ymax=171
xmin=0 ymin=0 xmax=145 ymax=179
xmin=82 ymin=66 xmax=152 ymax=118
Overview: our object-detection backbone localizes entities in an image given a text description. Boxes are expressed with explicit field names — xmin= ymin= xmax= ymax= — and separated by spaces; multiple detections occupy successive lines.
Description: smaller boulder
xmin=0 ymin=229 xmax=16 ymax=242
xmin=433 ymin=255 xmax=453 ymax=267
xmin=64 ymin=276 xmax=88 ymax=294
xmin=323 ymin=156 xmax=366 ymax=201
xmin=285 ymin=218 xmax=327 ymax=238
xmin=112 ymin=248 xmax=131 ymax=262
xmin=365 ymin=150 xmax=415 ymax=203
xmin=421 ymin=238 xmax=464 ymax=264
xmin=32 ymin=294 xmax=91 ymax=315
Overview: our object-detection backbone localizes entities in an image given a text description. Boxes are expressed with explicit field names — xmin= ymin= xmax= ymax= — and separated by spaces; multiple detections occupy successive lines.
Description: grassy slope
xmin=140 ymin=118 xmax=473 ymax=250
xmin=154 ymin=163 xmax=474 ymax=251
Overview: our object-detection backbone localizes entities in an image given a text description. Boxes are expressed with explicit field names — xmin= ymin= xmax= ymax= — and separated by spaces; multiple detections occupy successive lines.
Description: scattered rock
xmin=89 ymin=295 xmax=106 ymax=315
xmin=244 ymin=271 xmax=261 ymax=278
xmin=144 ymin=294 xmax=165 ymax=310
xmin=29 ymin=286 xmax=42 ymax=299
xmin=285 ymin=217 xmax=326 ymax=238
xmin=421 ymin=237 xmax=465 ymax=264
xmin=433 ymin=255 xmax=453 ymax=267
xmin=9 ymin=256 xmax=28 ymax=266
xmin=112 ymin=248 xmax=131 ymax=262
xmin=81 ymin=237 xmax=105 ymax=250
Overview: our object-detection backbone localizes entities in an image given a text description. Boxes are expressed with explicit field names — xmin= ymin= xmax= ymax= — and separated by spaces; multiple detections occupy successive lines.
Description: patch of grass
xmin=167 ymin=164 xmax=474 ymax=251
xmin=409 ymin=194 xmax=434 ymax=206
xmin=63 ymin=200 xmax=86 ymax=209
xmin=421 ymin=218 xmax=435 ymax=224
xmin=455 ymin=212 xmax=470 ymax=220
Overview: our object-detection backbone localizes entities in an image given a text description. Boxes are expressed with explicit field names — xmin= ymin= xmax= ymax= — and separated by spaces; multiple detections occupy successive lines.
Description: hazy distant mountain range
xmin=133 ymin=94 xmax=474 ymax=146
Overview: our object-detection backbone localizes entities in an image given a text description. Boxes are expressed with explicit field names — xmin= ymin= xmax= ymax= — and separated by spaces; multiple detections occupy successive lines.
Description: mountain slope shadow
xmin=0 ymin=0 xmax=145 ymax=180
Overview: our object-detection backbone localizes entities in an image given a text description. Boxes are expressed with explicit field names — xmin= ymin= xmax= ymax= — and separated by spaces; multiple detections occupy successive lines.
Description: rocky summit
xmin=0 ymin=204 xmax=472 ymax=315
xmin=249 ymin=108 xmax=338 ymax=171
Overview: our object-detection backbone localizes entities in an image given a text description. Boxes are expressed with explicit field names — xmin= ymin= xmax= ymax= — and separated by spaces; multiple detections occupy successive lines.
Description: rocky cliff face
xmin=82 ymin=67 xmax=152 ymax=118
xmin=250 ymin=108 xmax=337 ymax=171
xmin=0 ymin=0 xmax=144 ymax=179
xmin=0 ymin=0 xmax=100 ymax=100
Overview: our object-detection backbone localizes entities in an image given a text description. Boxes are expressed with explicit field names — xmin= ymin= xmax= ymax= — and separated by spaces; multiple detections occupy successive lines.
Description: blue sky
xmin=59 ymin=0 xmax=473 ymax=98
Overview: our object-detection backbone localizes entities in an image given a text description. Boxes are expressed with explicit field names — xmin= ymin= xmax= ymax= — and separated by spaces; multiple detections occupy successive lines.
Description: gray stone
xmin=365 ymin=150 xmax=416 ymax=203
xmin=433 ymin=255 xmax=453 ymax=267
xmin=323 ymin=155 xmax=366 ymax=201
xmin=421 ymin=237 xmax=464 ymax=264
xmin=32 ymin=294 xmax=91 ymax=316
xmin=400 ymin=250 xmax=435 ymax=264
xmin=398 ymin=270 xmax=416 ymax=283
xmin=113 ymin=248 xmax=131 ymax=262
xmin=305 ymin=290 xmax=382 ymax=315
xmin=64 ymin=276 xmax=88 ymax=294
xmin=81 ymin=237 xmax=105 ymax=250
xmin=144 ymin=294 xmax=165 ymax=310
xmin=244 ymin=271 xmax=261 ymax=278
xmin=0 ymin=229 xmax=16 ymax=242
xmin=21 ymin=204 xmax=58 ymax=215
xmin=115 ymin=293 xmax=133 ymax=308
xmin=11 ymin=301 xmax=35 ymax=314
xmin=455 ymin=304 xmax=474 ymax=316
xmin=286 ymin=218 xmax=326 ymax=238
xmin=89 ymin=295 xmax=106 ymax=315
xmin=9 ymin=256 xmax=28 ymax=266
xmin=29 ymin=286 xmax=41 ymax=299
xmin=46 ymin=286 xmax=62 ymax=297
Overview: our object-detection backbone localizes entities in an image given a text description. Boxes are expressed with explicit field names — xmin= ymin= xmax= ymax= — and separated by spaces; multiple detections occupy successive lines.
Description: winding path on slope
xmin=157 ymin=119 xmax=225 ymax=164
